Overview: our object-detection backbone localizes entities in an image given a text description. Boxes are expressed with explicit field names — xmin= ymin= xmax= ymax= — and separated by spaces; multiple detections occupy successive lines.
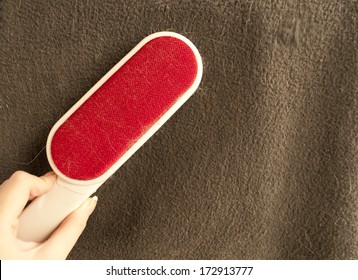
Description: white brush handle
xmin=17 ymin=178 xmax=101 ymax=243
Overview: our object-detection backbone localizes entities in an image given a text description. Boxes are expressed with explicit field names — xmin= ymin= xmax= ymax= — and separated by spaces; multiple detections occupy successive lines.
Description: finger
xmin=40 ymin=196 xmax=98 ymax=259
xmin=0 ymin=171 xmax=57 ymax=221
xmin=28 ymin=172 xmax=56 ymax=200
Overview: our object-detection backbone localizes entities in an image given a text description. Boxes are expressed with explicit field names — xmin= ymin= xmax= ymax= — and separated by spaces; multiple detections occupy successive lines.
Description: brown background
xmin=0 ymin=0 xmax=357 ymax=259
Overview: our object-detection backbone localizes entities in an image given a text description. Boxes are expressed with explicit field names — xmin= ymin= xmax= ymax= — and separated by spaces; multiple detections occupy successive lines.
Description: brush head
xmin=47 ymin=32 xmax=202 ymax=184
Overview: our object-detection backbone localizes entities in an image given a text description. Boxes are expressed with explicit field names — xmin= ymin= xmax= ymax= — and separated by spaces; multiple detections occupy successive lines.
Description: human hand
xmin=0 ymin=171 xmax=97 ymax=259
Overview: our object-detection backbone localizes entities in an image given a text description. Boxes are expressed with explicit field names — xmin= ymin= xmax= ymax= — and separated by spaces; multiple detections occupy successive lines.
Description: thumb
xmin=40 ymin=196 xmax=98 ymax=259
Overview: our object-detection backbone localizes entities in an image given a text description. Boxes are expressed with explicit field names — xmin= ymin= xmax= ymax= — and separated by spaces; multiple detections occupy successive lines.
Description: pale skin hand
xmin=0 ymin=171 xmax=97 ymax=259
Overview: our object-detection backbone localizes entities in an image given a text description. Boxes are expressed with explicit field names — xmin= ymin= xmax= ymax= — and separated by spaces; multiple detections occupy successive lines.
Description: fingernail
xmin=88 ymin=196 xmax=98 ymax=214
xmin=83 ymin=196 xmax=97 ymax=209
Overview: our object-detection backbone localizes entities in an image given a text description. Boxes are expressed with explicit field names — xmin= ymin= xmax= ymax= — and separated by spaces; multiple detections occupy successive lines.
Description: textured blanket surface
xmin=0 ymin=0 xmax=357 ymax=259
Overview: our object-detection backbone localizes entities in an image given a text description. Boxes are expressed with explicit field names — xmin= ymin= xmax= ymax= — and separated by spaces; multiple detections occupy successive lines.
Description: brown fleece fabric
xmin=0 ymin=0 xmax=357 ymax=259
